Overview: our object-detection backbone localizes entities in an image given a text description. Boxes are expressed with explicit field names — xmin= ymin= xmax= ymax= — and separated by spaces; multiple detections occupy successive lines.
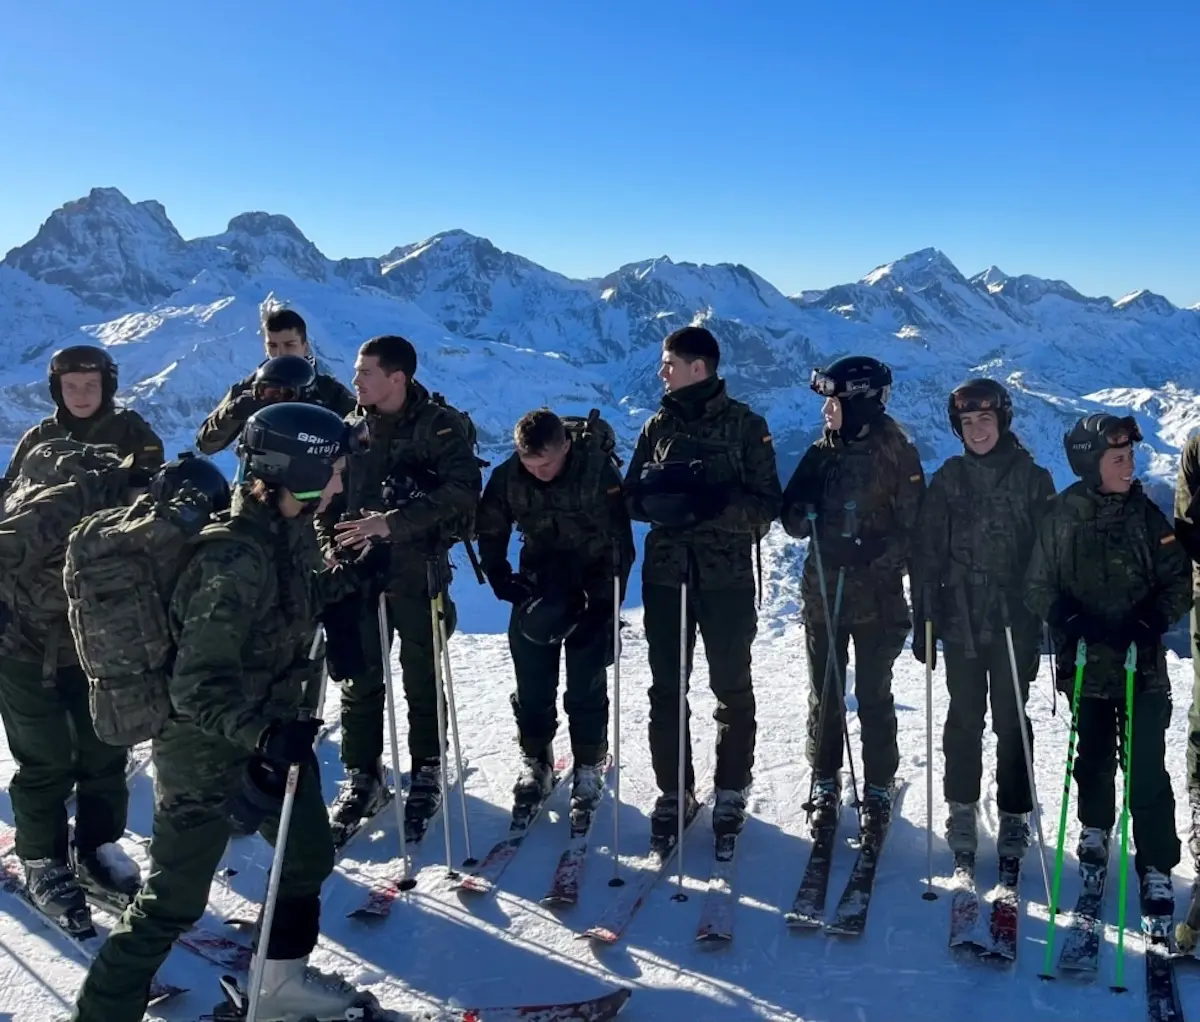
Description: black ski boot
xmin=569 ymin=760 xmax=605 ymax=833
xmin=712 ymin=787 xmax=748 ymax=838
xmin=1141 ymin=867 xmax=1175 ymax=921
xmin=329 ymin=762 xmax=389 ymax=844
xmin=72 ymin=842 xmax=141 ymax=911
xmin=23 ymin=857 xmax=93 ymax=937
xmin=805 ymin=775 xmax=841 ymax=836
xmin=403 ymin=757 xmax=442 ymax=843
xmin=859 ymin=782 xmax=895 ymax=846
xmin=512 ymin=749 xmax=554 ymax=827
xmin=649 ymin=789 xmax=699 ymax=856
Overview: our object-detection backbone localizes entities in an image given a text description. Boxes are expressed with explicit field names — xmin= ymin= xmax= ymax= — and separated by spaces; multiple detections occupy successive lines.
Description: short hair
xmin=360 ymin=335 xmax=417 ymax=378
xmin=514 ymin=408 xmax=567 ymax=455
xmin=663 ymin=325 xmax=720 ymax=374
xmin=264 ymin=308 xmax=307 ymax=342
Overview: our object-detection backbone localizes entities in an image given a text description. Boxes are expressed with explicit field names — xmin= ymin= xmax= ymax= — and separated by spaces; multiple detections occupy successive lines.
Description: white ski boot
xmin=223 ymin=955 xmax=381 ymax=1021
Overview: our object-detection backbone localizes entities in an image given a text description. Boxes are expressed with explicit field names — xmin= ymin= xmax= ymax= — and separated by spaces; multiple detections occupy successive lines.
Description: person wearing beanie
xmin=624 ymin=325 xmax=782 ymax=853
xmin=911 ymin=378 xmax=1055 ymax=879
xmin=780 ymin=354 xmax=924 ymax=848
xmin=1 ymin=345 xmax=164 ymax=497
xmin=1026 ymin=413 xmax=1190 ymax=923
xmin=315 ymin=334 xmax=483 ymax=846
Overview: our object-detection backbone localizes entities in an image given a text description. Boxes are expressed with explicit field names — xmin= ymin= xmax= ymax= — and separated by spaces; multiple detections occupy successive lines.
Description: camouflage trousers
xmin=338 ymin=590 xmax=458 ymax=771
xmin=643 ymin=583 xmax=758 ymax=794
xmin=0 ymin=654 xmax=128 ymax=861
xmin=71 ymin=723 xmax=334 ymax=1022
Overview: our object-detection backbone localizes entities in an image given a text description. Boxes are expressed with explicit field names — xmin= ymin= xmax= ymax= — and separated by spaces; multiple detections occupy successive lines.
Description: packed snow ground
xmin=3 ymin=529 xmax=1200 ymax=1021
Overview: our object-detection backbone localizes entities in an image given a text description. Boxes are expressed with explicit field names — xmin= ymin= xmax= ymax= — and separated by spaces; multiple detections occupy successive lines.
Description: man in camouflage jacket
xmin=1026 ymin=413 xmax=1191 ymax=896
xmin=316 ymin=335 xmax=482 ymax=841
xmin=195 ymin=308 xmax=355 ymax=455
xmin=624 ymin=326 xmax=781 ymax=848
xmin=911 ymin=379 xmax=1056 ymax=861
xmin=2 ymin=345 xmax=163 ymax=496
xmin=476 ymin=408 xmax=634 ymax=812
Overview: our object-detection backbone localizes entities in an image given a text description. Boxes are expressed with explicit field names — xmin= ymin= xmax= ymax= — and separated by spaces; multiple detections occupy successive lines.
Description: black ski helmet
xmin=253 ymin=355 xmax=317 ymax=403
xmin=150 ymin=452 xmax=232 ymax=513
xmin=516 ymin=589 xmax=589 ymax=646
xmin=1064 ymin=413 xmax=1142 ymax=481
xmin=810 ymin=355 xmax=892 ymax=436
xmin=948 ymin=378 xmax=1013 ymax=439
xmin=48 ymin=345 xmax=118 ymax=409
xmin=237 ymin=402 xmax=360 ymax=500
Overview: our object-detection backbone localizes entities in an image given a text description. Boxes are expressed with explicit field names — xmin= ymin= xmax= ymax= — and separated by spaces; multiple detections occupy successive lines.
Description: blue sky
xmin=2 ymin=1 xmax=1197 ymax=305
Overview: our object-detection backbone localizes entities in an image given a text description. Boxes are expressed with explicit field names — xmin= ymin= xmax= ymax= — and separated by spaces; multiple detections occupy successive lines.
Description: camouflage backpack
xmin=4 ymin=437 xmax=132 ymax=515
xmin=562 ymin=409 xmax=622 ymax=470
xmin=63 ymin=491 xmax=257 ymax=747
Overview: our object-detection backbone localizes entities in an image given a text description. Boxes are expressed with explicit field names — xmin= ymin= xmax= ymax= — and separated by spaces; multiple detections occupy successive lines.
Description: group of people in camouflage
xmin=1 ymin=306 xmax=1200 ymax=1021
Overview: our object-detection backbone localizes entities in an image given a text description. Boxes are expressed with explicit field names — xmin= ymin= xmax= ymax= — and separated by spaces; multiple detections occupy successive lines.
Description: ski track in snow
xmin=2 ymin=562 xmax=1200 ymax=1021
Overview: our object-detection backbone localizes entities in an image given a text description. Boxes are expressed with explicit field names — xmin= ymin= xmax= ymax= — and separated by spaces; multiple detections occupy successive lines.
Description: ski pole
xmin=835 ymin=502 xmax=862 ymax=818
xmin=426 ymin=561 xmax=458 ymax=879
xmin=671 ymin=567 xmax=690 ymax=904
xmin=307 ymin=625 xmax=328 ymax=722
xmin=1039 ymin=638 xmax=1087 ymax=980
xmin=378 ymin=592 xmax=412 ymax=890
xmin=609 ymin=541 xmax=625 ymax=888
xmin=1001 ymin=600 xmax=1052 ymax=908
xmin=1111 ymin=641 xmax=1137 ymax=994
xmin=435 ymin=571 xmax=475 ymax=867
xmin=245 ymin=709 xmax=309 ymax=1022
xmin=922 ymin=587 xmax=937 ymax=902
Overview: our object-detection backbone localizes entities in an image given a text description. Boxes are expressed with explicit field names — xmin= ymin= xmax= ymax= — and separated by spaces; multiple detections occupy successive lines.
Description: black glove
xmin=1051 ymin=598 xmax=1108 ymax=646
xmin=257 ymin=717 xmax=322 ymax=764
xmin=225 ymin=755 xmax=288 ymax=835
xmin=824 ymin=532 xmax=886 ymax=569
xmin=912 ymin=623 xmax=937 ymax=669
xmin=490 ymin=571 xmax=535 ymax=606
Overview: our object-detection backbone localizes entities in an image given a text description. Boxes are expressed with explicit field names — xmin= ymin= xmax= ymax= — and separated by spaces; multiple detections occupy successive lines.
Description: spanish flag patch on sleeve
xmin=1162 ymin=534 xmax=1178 ymax=545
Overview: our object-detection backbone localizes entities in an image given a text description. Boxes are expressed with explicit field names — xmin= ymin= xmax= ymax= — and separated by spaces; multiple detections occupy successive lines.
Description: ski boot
xmin=996 ymin=812 xmax=1031 ymax=860
xmin=859 ymin=782 xmax=895 ymax=846
xmin=1140 ymin=866 xmax=1175 ymax=929
xmin=569 ymin=761 xmax=605 ymax=834
xmin=805 ymin=775 xmax=841 ymax=836
xmin=23 ymin=857 xmax=93 ymax=937
xmin=712 ymin=787 xmax=748 ymax=839
xmin=403 ymin=757 xmax=442 ymax=844
xmin=1076 ymin=825 xmax=1110 ymax=893
xmin=329 ymin=762 xmax=389 ymax=845
xmin=72 ymin=841 xmax=141 ymax=911
xmin=214 ymin=955 xmax=381 ymax=1021
xmin=512 ymin=749 xmax=555 ymax=828
xmin=945 ymin=800 xmax=979 ymax=869
xmin=649 ymin=788 xmax=699 ymax=857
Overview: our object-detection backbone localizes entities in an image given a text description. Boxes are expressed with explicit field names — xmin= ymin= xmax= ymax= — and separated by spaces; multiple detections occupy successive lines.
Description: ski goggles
xmin=253 ymin=383 xmax=307 ymax=403
xmin=1102 ymin=415 xmax=1142 ymax=449
xmin=809 ymin=368 xmax=880 ymax=398
xmin=951 ymin=389 xmax=1002 ymax=414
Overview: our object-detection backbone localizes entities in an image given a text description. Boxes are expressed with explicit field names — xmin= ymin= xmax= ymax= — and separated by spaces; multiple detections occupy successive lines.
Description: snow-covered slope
xmin=4 ymin=187 xmax=1199 ymax=491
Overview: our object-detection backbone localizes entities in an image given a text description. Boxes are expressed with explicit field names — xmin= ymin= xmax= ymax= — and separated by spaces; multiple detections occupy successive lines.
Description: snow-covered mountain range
xmin=3 ymin=186 xmax=1199 ymax=503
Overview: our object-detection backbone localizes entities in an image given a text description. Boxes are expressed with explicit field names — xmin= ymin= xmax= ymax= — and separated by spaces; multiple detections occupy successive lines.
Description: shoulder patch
xmin=606 ymin=485 xmax=622 ymax=496
xmin=762 ymin=434 xmax=773 ymax=444
xmin=436 ymin=427 xmax=454 ymax=436
xmin=909 ymin=474 xmax=922 ymax=482
xmin=144 ymin=445 xmax=161 ymax=452
xmin=1162 ymin=533 xmax=1178 ymax=545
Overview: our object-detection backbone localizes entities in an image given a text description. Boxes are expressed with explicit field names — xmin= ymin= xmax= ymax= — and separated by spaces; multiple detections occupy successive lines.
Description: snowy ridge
xmin=2 ymin=188 xmax=1199 ymax=492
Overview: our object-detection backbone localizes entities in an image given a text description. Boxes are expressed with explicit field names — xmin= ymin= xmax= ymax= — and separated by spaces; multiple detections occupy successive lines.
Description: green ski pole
xmin=1039 ymin=638 xmax=1087 ymax=980
xmin=1111 ymin=641 xmax=1138 ymax=994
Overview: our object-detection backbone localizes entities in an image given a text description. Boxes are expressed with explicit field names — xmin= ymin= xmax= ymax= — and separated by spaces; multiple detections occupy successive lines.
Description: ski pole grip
xmin=998 ymin=587 xmax=1012 ymax=628
xmin=1125 ymin=642 xmax=1138 ymax=672
xmin=426 ymin=558 xmax=439 ymax=598
xmin=1075 ymin=638 xmax=1087 ymax=666
xmin=842 ymin=500 xmax=858 ymax=539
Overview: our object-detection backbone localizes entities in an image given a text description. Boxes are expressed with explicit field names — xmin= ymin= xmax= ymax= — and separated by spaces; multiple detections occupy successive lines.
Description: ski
xmin=824 ymin=780 xmax=907 ymax=937
xmin=455 ymin=755 xmax=572 ymax=896
xmin=1056 ymin=864 xmax=1106 ymax=975
xmin=0 ymin=854 xmax=186 ymax=1005
xmin=579 ymin=798 xmax=705 ymax=945
xmin=982 ymin=855 xmax=1021 ymax=961
xmin=694 ymin=829 xmax=741 ymax=944
xmin=783 ymin=825 xmax=837 ymax=928
xmin=542 ymin=757 xmax=613 ymax=907
xmin=203 ymin=978 xmax=633 ymax=1021
xmin=1144 ymin=916 xmax=1183 ymax=1022
xmin=947 ymin=853 xmax=988 ymax=953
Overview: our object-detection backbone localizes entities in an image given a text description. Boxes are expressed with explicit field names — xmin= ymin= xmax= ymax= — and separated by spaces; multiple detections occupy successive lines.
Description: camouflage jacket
xmin=1173 ymin=431 xmax=1200 ymax=590
xmin=166 ymin=486 xmax=323 ymax=753
xmin=316 ymin=380 xmax=482 ymax=594
xmin=2 ymin=407 xmax=163 ymax=496
xmin=781 ymin=415 xmax=925 ymax=629
xmin=477 ymin=443 xmax=635 ymax=607
xmin=625 ymin=376 xmax=782 ymax=591
xmin=195 ymin=369 xmax=356 ymax=455
xmin=1024 ymin=480 xmax=1192 ymax=699
xmin=912 ymin=434 xmax=1056 ymax=653
xmin=0 ymin=473 xmax=133 ymax=670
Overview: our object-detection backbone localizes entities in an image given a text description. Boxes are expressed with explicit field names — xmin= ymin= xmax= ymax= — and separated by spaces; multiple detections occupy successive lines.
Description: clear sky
xmin=2 ymin=0 xmax=1197 ymax=305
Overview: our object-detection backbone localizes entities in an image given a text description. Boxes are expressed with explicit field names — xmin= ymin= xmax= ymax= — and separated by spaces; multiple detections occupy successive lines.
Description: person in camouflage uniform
xmin=71 ymin=403 xmax=380 ymax=1022
xmin=781 ymin=355 xmax=925 ymax=842
xmin=0 ymin=440 xmax=154 ymax=930
xmin=1 ymin=345 xmax=164 ymax=496
xmin=476 ymin=408 xmax=634 ymax=817
xmin=624 ymin=326 xmax=781 ymax=849
xmin=316 ymin=334 xmax=482 ymax=842
xmin=1025 ymin=412 xmax=1191 ymax=915
xmin=195 ymin=308 xmax=356 ymax=454
xmin=912 ymin=379 xmax=1056 ymax=864
xmin=1173 ymin=430 xmax=1200 ymax=873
